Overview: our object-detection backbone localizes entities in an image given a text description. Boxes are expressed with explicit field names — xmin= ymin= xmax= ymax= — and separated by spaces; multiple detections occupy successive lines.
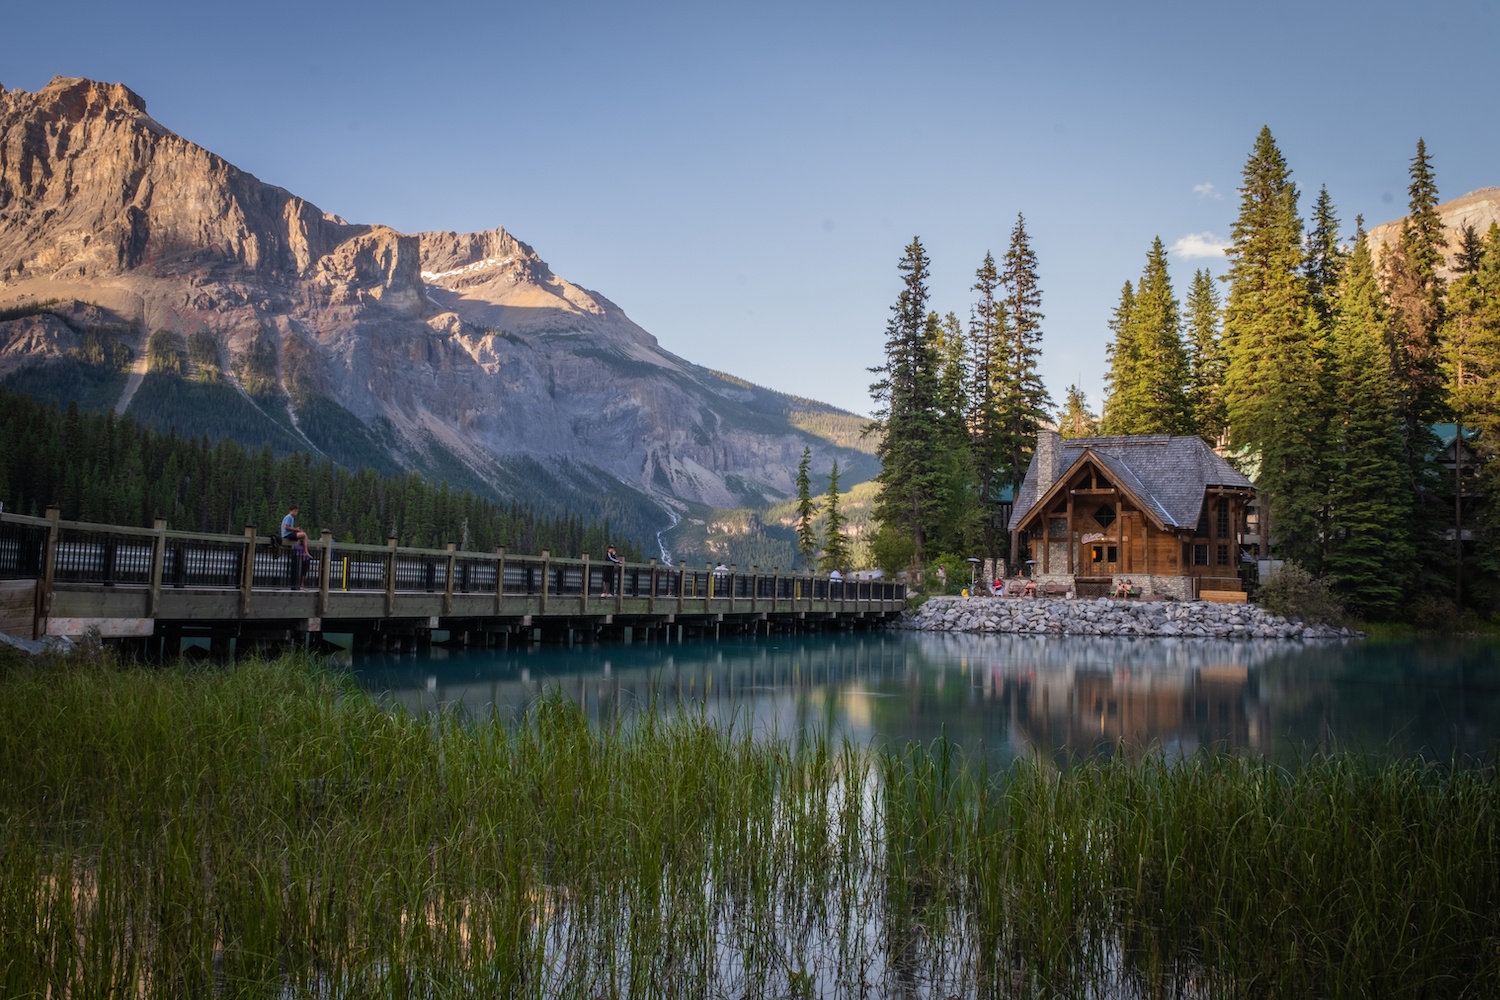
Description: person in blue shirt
xmin=281 ymin=503 xmax=308 ymax=557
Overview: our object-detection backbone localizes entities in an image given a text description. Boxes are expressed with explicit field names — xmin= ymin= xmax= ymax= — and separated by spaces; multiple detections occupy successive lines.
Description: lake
xmin=347 ymin=630 xmax=1500 ymax=766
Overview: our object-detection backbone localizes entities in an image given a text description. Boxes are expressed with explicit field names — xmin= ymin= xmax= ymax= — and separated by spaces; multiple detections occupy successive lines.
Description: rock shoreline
xmin=894 ymin=596 xmax=1358 ymax=640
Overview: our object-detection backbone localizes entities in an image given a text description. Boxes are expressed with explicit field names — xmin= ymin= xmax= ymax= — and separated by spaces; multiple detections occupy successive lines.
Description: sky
xmin=5 ymin=0 xmax=1499 ymax=417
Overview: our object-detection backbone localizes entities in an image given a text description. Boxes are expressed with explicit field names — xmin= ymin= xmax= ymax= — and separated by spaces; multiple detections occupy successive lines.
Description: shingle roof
xmin=1011 ymin=434 xmax=1253 ymax=532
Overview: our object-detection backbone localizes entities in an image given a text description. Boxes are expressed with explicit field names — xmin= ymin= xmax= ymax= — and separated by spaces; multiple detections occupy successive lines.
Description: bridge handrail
xmin=2 ymin=509 xmax=907 ymax=606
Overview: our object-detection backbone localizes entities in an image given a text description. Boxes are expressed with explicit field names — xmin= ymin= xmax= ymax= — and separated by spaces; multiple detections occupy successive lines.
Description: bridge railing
xmin=0 ymin=509 xmax=907 ymax=613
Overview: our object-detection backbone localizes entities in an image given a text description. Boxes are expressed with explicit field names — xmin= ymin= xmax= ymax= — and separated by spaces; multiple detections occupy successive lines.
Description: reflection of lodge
xmin=361 ymin=635 xmax=918 ymax=725
xmin=975 ymin=661 xmax=1268 ymax=758
xmin=1009 ymin=430 xmax=1255 ymax=600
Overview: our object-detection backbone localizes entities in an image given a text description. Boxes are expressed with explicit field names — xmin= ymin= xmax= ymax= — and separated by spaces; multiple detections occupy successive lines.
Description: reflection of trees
xmin=350 ymin=633 xmax=1500 ymax=765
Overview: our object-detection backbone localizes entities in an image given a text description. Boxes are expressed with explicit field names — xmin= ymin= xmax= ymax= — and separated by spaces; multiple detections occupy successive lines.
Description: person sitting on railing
xmin=282 ymin=503 xmax=311 ymax=585
xmin=281 ymin=504 xmax=309 ymax=557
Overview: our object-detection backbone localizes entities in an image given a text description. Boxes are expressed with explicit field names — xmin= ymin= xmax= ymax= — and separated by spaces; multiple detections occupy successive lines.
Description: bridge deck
xmin=2 ymin=509 xmax=905 ymax=643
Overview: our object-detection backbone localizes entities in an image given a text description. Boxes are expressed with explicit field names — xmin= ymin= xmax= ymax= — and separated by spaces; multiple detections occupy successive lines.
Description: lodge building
xmin=1008 ymin=430 xmax=1256 ymax=601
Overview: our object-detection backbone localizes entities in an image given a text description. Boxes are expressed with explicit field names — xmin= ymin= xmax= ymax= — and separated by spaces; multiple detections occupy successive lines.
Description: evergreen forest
xmin=866 ymin=133 xmax=1500 ymax=623
xmin=0 ymin=386 xmax=641 ymax=560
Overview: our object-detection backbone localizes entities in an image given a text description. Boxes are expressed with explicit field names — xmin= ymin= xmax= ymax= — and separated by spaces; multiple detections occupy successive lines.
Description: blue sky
xmin=5 ymin=0 xmax=1499 ymax=416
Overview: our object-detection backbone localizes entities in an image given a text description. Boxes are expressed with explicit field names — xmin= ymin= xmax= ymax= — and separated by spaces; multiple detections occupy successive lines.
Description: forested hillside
xmin=0 ymin=387 xmax=642 ymax=559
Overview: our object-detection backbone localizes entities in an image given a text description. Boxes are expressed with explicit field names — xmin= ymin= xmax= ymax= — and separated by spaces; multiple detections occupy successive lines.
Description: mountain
xmin=0 ymin=77 xmax=877 ymax=554
xmin=1366 ymin=186 xmax=1500 ymax=274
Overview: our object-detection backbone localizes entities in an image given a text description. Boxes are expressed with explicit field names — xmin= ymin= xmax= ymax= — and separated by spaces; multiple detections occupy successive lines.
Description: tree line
xmin=866 ymin=216 xmax=1050 ymax=576
xmin=0 ymin=387 xmax=639 ymax=560
xmin=866 ymin=131 xmax=1500 ymax=621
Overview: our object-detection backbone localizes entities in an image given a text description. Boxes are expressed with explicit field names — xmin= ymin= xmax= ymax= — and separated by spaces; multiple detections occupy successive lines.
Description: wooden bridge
xmin=0 ymin=509 xmax=907 ymax=655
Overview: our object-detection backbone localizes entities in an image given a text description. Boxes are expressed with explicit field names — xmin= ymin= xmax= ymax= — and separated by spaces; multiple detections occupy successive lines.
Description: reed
xmin=1 ymin=652 xmax=1496 ymax=998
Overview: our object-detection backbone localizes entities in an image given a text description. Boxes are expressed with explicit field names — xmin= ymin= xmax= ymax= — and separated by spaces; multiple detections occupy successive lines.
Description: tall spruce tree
xmin=931 ymin=312 xmax=982 ymax=556
xmin=820 ymin=461 xmax=850 ymax=572
xmin=967 ymin=251 xmax=1010 ymax=558
xmin=1100 ymin=281 xmax=1138 ymax=434
xmin=1185 ymin=268 xmax=1228 ymax=446
xmin=869 ymin=237 xmax=943 ymax=568
xmin=1303 ymin=185 xmax=1346 ymax=329
xmin=1222 ymin=126 xmax=1325 ymax=567
xmin=1383 ymin=138 xmax=1449 ymax=449
xmin=994 ymin=214 xmax=1052 ymax=489
xmin=1323 ymin=227 xmax=1413 ymax=617
xmin=1122 ymin=237 xmax=1193 ymax=434
xmin=794 ymin=446 xmax=820 ymax=571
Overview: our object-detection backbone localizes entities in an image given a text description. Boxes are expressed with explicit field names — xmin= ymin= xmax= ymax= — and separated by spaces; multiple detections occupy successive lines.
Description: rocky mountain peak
xmin=0 ymin=76 xmax=874 ymax=534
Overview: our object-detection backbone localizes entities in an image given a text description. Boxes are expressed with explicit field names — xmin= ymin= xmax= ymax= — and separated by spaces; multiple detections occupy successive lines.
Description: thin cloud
xmin=1193 ymin=182 xmax=1221 ymax=200
xmin=1171 ymin=232 xmax=1232 ymax=259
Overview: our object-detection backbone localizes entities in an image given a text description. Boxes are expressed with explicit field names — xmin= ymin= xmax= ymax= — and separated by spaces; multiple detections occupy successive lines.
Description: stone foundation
xmin=896 ymin=596 xmax=1355 ymax=640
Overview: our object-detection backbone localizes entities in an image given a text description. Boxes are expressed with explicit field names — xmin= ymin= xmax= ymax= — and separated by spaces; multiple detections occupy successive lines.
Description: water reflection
xmin=347 ymin=631 xmax=1500 ymax=765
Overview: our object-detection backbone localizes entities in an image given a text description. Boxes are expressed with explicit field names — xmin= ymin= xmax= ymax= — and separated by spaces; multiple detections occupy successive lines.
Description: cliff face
xmin=0 ymin=77 xmax=873 ymax=519
xmin=1365 ymin=187 xmax=1500 ymax=275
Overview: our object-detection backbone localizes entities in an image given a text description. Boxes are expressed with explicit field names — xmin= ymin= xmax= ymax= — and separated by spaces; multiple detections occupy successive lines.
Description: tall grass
xmin=1 ymin=652 xmax=1496 ymax=998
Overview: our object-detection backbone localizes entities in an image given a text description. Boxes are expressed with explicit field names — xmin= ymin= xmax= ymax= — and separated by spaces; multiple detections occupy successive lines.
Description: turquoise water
xmin=348 ymin=631 xmax=1500 ymax=765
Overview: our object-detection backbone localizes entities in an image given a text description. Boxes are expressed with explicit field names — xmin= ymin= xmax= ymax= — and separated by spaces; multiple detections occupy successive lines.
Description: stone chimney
xmin=1034 ymin=428 xmax=1061 ymax=496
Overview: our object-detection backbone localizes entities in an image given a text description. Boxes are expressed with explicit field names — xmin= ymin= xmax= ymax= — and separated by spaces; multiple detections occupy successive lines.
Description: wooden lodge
xmin=1008 ymin=430 xmax=1255 ymax=601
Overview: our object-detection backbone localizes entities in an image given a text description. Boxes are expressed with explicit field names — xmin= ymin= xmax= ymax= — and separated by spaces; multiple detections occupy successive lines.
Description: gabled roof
xmin=1011 ymin=434 xmax=1253 ymax=533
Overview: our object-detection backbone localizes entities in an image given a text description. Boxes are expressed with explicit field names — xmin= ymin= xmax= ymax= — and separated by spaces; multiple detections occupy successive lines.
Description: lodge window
xmin=1093 ymin=503 xmax=1116 ymax=529
xmin=1193 ymin=544 xmax=1208 ymax=566
xmin=1217 ymin=543 xmax=1229 ymax=566
xmin=1091 ymin=544 xmax=1104 ymax=563
xmin=1108 ymin=545 xmax=1117 ymax=562
xmin=1216 ymin=499 xmax=1230 ymax=538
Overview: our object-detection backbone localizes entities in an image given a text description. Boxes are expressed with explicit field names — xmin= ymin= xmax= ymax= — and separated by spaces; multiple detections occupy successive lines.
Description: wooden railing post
xmin=40 ymin=507 xmax=60 ymax=624
xmin=580 ymin=553 xmax=590 ymax=613
xmin=318 ymin=530 xmax=333 ymax=615
xmin=147 ymin=516 xmax=168 ymax=617
xmin=494 ymin=546 xmax=507 ymax=617
xmin=749 ymin=565 xmax=757 ymax=613
xmin=240 ymin=526 xmax=256 ymax=617
xmin=539 ymin=549 xmax=550 ymax=615
xmin=385 ymin=536 xmax=398 ymax=616
xmin=648 ymin=558 xmax=658 ymax=614
xmin=444 ymin=542 xmax=457 ymax=615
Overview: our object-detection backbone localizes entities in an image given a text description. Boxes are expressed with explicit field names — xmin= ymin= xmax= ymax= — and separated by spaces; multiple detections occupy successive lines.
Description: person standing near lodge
xmin=603 ymin=544 xmax=622 ymax=596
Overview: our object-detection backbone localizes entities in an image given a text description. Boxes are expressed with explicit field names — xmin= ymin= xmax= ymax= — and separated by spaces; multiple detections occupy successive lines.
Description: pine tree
xmin=1383 ymin=138 xmax=1449 ymax=444
xmin=1455 ymin=223 xmax=1485 ymax=275
xmin=1221 ymin=126 xmax=1325 ymax=567
xmin=931 ymin=311 xmax=981 ymax=556
xmin=967 ymin=251 xmax=1011 ymax=560
xmin=1323 ymin=227 xmax=1413 ymax=617
xmin=1303 ymin=185 xmax=1346 ymax=329
xmin=869 ymin=237 xmax=944 ymax=568
xmin=1185 ymin=268 xmax=1227 ymax=445
xmin=1100 ymin=281 xmax=1138 ymax=434
xmin=994 ymin=214 xmax=1052 ymax=489
xmin=820 ymin=461 xmax=850 ymax=572
xmin=1057 ymin=384 xmax=1099 ymax=438
xmin=1123 ymin=237 xmax=1193 ymax=434
xmin=794 ymin=446 xmax=820 ymax=571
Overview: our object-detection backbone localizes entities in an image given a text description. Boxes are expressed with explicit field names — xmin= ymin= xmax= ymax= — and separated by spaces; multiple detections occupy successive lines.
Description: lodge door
xmin=1085 ymin=539 xmax=1120 ymax=576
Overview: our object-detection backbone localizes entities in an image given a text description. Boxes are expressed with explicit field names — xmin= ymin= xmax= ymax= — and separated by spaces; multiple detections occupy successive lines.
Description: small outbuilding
xmin=1008 ymin=430 xmax=1255 ymax=600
